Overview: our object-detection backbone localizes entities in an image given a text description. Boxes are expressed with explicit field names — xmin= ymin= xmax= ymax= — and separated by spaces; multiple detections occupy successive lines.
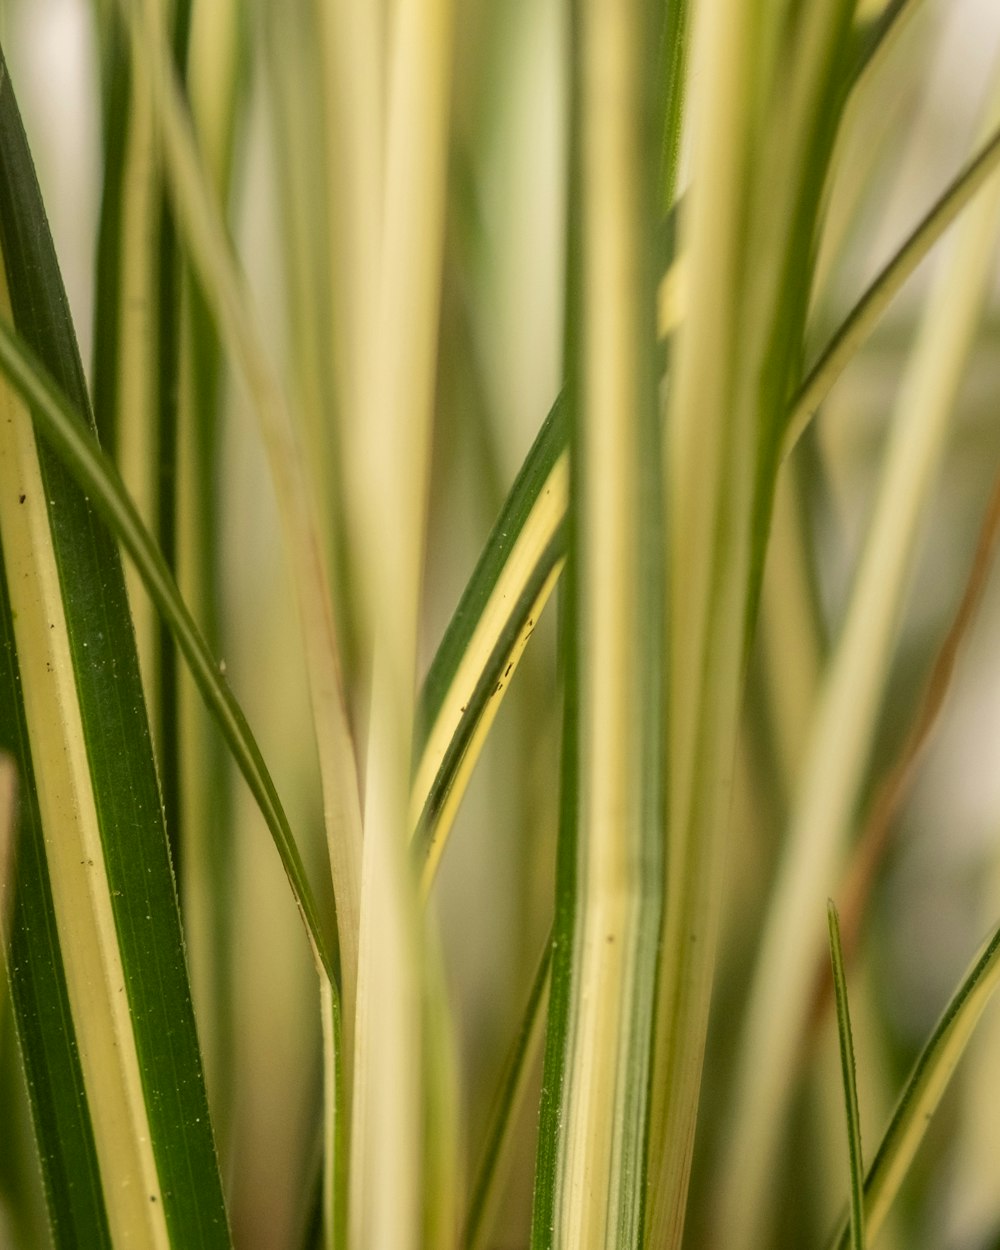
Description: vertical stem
xmin=347 ymin=0 xmax=454 ymax=1246
xmin=532 ymin=0 xmax=662 ymax=1244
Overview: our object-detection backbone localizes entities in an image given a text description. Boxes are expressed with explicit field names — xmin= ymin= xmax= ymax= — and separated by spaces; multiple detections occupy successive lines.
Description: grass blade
xmin=465 ymin=936 xmax=552 ymax=1250
xmin=0 ymin=41 xmax=229 ymax=1244
xmin=828 ymin=901 xmax=866 ymax=1250
xmin=815 ymin=469 xmax=1000 ymax=1011
xmin=412 ymin=398 xmax=566 ymax=876
xmin=655 ymin=0 xmax=689 ymax=214
xmin=412 ymin=83 xmax=1000 ymax=906
xmin=115 ymin=0 xmax=363 ymax=1048
xmin=646 ymin=4 xmax=760 ymax=1239
xmin=0 ymin=753 xmax=14 ymax=950
xmin=0 ymin=314 xmax=335 ymax=983
xmin=0 ymin=313 xmax=336 ymax=988
xmin=848 ymin=0 xmax=922 ymax=83
xmin=648 ymin=6 xmax=859 ymax=1246
xmin=530 ymin=0 xmax=664 ymax=1241
xmin=831 ymin=917 xmax=1000 ymax=1249
xmin=413 ymin=516 xmax=563 ymax=897
xmin=174 ymin=0 xmax=248 ymax=1137
xmin=717 ymin=66 xmax=1000 ymax=1250
xmin=347 ymin=0 xmax=455 ymax=1243
xmin=92 ymin=1 xmax=191 ymax=891
xmin=0 ymin=620 xmax=111 ymax=1248
xmin=783 ymin=115 xmax=1000 ymax=459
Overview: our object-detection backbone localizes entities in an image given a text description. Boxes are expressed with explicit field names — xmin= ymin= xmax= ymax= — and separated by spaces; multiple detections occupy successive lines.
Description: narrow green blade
xmin=831 ymin=917 xmax=1000 ymax=1249
xmin=464 ymin=937 xmax=552 ymax=1250
xmin=827 ymin=902 xmax=866 ymax=1250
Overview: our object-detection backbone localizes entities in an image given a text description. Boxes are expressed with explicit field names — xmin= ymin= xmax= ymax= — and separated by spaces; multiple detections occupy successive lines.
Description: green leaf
xmin=848 ymin=0 xmax=922 ymax=82
xmin=0 ymin=751 xmax=14 ymax=945
xmin=116 ymin=0 xmax=361 ymax=1059
xmin=0 ymin=40 xmax=230 ymax=1246
xmin=783 ymin=113 xmax=1000 ymax=459
xmin=655 ymin=0 xmax=690 ymax=213
xmin=411 ymin=396 xmax=567 ymax=883
xmin=92 ymin=0 xmax=192 ymax=918
xmin=465 ymin=936 xmax=552 ymax=1250
xmin=717 ymin=67 xmax=1000 ymax=1250
xmin=0 ymin=317 xmax=335 ymax=988
xmin=831 ymin=916 xmax=1000 ymax=1249
xmin=0 ymin=655 xmax=111 ymax=1248
xmin=173 ymin=0 xmax=248 ymax=1145
xmin=827 ymin=901 xmax=865 ymax=1250
xmin=411 ymin=63 xmax=1000 ymax=909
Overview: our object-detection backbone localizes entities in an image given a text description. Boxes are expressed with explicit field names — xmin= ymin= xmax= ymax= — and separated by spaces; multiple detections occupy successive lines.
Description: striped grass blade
xmin=529 ymin=0 xmax=664 ymax=1242
xmin=412 ymin=102 xmax=1000 ymax=905
xmin=718 ymin=62 xmax=1000 ymax=1250
xmin=0 ymin=42 xmax=230 ymax=1247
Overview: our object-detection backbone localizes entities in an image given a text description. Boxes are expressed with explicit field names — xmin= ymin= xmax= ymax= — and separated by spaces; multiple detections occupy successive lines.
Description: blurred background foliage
xmin=2 ymin=1 xmax=1000 ymax=1247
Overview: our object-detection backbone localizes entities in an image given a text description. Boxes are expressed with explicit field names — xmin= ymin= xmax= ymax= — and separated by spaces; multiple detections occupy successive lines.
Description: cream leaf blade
xmin=649 ymin=4 xmax=860 ymax=1246
xmin=530 ymin=0 xmax=664 ymax=1242
xmin=348 ymin=0 xmax=455 ymax=1245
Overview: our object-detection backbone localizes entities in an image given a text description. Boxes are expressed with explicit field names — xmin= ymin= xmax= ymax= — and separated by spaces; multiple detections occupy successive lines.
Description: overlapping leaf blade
xmin=0 ymin=44 xmax=230 ymax=1247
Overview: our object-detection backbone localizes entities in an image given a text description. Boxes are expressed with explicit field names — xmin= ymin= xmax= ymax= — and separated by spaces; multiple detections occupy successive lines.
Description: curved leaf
xmin=0 ymin=314 xmax=335 ymax=986
xmin=412 ymin=107 xmax=1000 ymax=904
xmin=0 ymin=42 xmax=230 ymax=1246
xmin=411 ymin=392 xmax=566 ymax=879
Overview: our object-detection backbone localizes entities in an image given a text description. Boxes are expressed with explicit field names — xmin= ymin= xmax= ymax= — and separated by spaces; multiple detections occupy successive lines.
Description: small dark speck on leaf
xmin=17 ymin=493 xmax=25 ymax=504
